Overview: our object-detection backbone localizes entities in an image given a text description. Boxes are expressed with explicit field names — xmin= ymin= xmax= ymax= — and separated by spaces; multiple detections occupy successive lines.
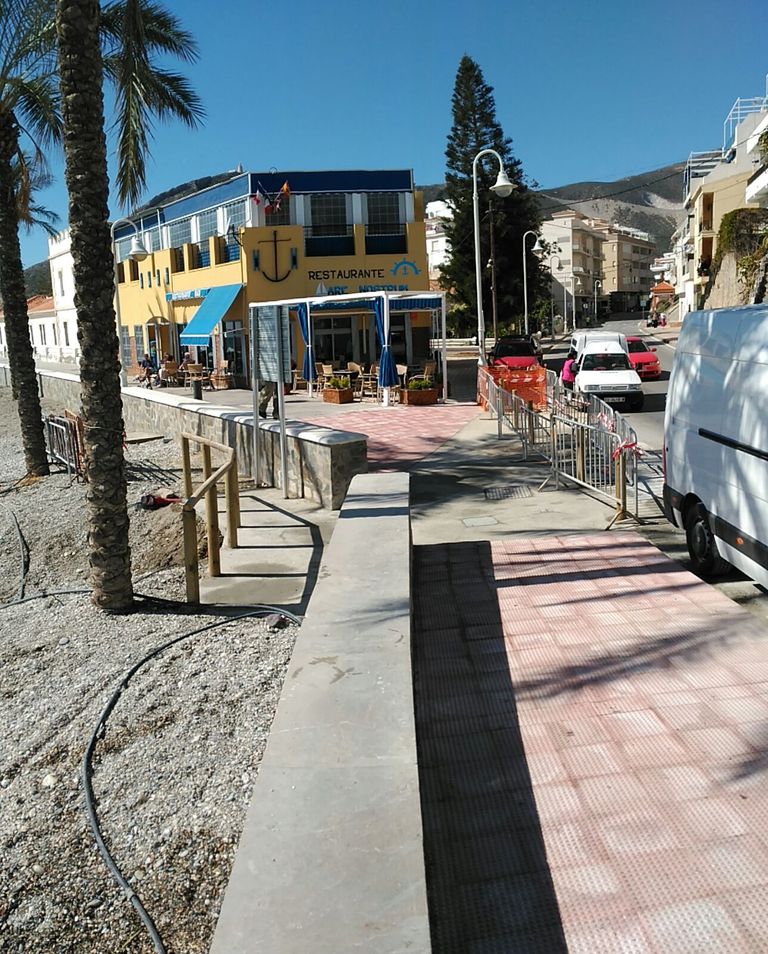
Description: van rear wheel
xmin=684 ymin=503 xmax=730 ymax=578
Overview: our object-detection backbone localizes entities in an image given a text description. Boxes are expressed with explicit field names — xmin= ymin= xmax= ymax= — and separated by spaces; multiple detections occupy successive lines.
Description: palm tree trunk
xmin=0 ymin=114 xmax=50 ymax=476
xmin=56 ymin=0 xmax=133 ymax=610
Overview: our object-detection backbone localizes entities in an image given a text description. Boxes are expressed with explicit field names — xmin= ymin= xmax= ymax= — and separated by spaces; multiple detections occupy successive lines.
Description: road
xmin=543 ymin=315 xmax=768 ymax=624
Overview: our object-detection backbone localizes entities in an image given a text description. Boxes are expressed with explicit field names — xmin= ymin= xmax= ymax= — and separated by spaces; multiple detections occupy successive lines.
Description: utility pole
xmin=488 ymin=200 xmax=499 ymax=343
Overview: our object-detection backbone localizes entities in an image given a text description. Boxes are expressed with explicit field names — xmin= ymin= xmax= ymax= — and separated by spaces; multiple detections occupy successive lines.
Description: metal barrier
xmin=482 ymin=368 xmax=639 ymax=523
xmin=180 ymin=433 xmax=241 ymax=604
xmin=45 ymin=415 xmax=83 ymax=480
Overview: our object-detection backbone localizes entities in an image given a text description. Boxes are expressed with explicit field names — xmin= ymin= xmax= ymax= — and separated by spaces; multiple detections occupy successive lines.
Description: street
xmin=542 ymin=314 xmax=768 ymax=624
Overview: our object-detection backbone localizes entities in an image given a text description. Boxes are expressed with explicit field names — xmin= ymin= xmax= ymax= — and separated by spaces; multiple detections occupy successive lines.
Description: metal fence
xmin=45 ymin=415 xmax=84 ymax=480
xmin=483 ymin=368 xmax=640 ymax=522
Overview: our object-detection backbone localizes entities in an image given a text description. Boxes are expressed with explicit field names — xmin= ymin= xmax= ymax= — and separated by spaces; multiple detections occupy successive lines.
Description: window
xmin=134 ymin=326 xmax=144 ymax=360
xmin=310 ymin=193 xmax=347 ymax=236
xmin=52 ymin=326 xmax=57 ymax=346
xmin=63 ymin=322 xmax=70 ymax=347
xmin=197 ymin=208 xmax=218 ymax=241
xmin=39 ymin=326 xmax=46 ymax=345
xmin=164 ymin=267 xmax=170 ymax=285
xmin=143 ymin=228 xmax=160 ymax=252
xmin=367 ymin=192 xmax=401 ymax=235
xmin=156 ymin=269 xmax=161 ymax=286
xmin=168 ymin=217 xmax=192 ymax=248
xmin=139 ymin=273 xmax=144 ymax=289
xmin=57 ymin=270 xmax=65 ymax=297
xmin=222 ymin=200 xmax=246 ymax=233
xmin=120 ymin=327 xmax=131 ymax=368
xmin=265 ymin=194 xmax=290 ymax=226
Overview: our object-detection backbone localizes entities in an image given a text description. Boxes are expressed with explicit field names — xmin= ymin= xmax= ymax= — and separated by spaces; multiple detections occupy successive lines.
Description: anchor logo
xmin=257 ymin=230 xmax=293 ymax=283
xmin=390 ymin=259 xmax=421 ymax=277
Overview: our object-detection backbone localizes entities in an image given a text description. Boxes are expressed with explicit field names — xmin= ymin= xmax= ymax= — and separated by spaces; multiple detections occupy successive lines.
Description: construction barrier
xmin=478 ymin=365 xmax=547 ymax=410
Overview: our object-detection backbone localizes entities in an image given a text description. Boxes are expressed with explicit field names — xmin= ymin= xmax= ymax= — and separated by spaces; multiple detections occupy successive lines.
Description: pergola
xmin=248 ymin=289 xmax=448 ymax=403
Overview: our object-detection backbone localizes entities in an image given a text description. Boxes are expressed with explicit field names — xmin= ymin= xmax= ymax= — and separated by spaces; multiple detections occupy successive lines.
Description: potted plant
xmin=322 ymin=375 xmax=354 ymax=404
xmin=402 ymin=377 xmax=439 ymax=406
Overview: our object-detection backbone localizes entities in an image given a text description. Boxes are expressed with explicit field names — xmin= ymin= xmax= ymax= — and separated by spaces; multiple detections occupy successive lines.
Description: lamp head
xmin=531 ymin=238 xmax=543 ymax=253
xmin=491 ymin=168 xmax=514 ymax=198
xmin=128 ymin=234 xmax=149 ymax=262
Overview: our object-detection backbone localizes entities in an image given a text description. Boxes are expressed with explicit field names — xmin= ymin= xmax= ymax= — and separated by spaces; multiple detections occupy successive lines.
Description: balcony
xmin=746 ymin=162 xmax=768 ymax=204
xmin=305 ymin=224 xmax=355 ymax=257
xmin=365 ymin=223 xmax=407 ymax=255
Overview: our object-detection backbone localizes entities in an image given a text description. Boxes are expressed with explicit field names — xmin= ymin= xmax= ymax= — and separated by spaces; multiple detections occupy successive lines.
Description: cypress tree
xmin=440 ymin=56 xmax=544 ymax=335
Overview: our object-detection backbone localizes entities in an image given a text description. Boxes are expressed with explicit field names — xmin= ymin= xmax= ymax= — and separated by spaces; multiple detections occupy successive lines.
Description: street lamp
xmin=110 ymin=217 xmax=148 ymax=385
xmin=549 ymin=254 xmax=562 ymax=339
xmin=473 ymin=149 xmax=514 ymax=364
xmin=570 ymin=275 xmax=583 ymax=332
xmin=593 ymin=279 xmax=602 ymax=325
xmin=522 ymin=230 xmax=542 ymax=336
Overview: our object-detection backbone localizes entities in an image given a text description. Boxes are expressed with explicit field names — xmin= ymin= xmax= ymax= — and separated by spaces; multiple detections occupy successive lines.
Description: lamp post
xmin=110 ymin=217 xmax=148 ymax=385
xmin=570 ymin=275 xmax=582 ymax=332
xmin=473 ymin=148 xmax=514 ymax=365
xmin=593 ymin=279 xmax=602 ymax=326
xmin=522 ymin=230 xmax=542 ymax=336
xmin=549 ymin=254 xmax=562 ymax=339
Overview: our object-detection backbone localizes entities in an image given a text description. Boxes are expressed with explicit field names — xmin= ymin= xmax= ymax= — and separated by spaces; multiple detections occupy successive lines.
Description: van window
xmin=581 ymin=352 xmax=630 ymax=371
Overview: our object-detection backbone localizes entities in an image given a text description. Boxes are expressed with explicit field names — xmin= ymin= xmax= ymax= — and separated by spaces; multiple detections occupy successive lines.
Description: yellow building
xmin=114 ymin=170 xmax=431 ymax=381
xmin=589 ymin=219 xmax=655 ymax=313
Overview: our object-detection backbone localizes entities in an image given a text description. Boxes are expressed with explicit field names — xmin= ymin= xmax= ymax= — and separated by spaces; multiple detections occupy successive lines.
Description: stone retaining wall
xmin=210 ymin=472 xmax=430 ymax=954
xmin=1 ymin=368 xmax=367 ymax=509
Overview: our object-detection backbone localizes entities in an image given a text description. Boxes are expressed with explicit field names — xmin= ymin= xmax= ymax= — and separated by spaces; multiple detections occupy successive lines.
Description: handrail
xmin=180 ymin=432 xmax=241 ymax=604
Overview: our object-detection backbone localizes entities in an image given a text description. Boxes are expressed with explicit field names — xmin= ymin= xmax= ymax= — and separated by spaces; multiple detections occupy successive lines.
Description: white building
xmin=425 ymin=200 xmax=451 ymax=284
xmin=539 ymin=210 xmax=606 ymax=328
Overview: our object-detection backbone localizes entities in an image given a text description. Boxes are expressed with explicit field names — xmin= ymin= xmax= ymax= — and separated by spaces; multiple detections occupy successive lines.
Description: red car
xmin=626 ymin=336 xmax=661 ymax=379
xmin=488 ymin=336 xmax=540 ymax=370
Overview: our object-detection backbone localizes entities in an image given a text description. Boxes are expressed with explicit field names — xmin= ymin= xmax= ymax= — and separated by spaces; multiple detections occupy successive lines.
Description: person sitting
xmin=138 ymin=352 xmax=155 ymax=388
xmin=158 ymin=353 xmax=176 ymax=387
xmin=560 ymin=349 xmax=577 ymax=390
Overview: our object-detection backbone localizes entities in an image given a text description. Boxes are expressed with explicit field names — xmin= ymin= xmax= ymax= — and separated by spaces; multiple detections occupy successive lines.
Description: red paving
xmin=302 ymin=403 xmax=480 ymax=469
xmin=413 ymin=532 xmax=768 ymax=953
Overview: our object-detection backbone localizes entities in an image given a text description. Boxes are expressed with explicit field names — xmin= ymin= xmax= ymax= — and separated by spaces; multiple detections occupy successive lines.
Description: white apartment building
xmin=539 ymin=210 xmax=605 ymax=328
xmin=425 ymin=200 xmax=451 ymax=285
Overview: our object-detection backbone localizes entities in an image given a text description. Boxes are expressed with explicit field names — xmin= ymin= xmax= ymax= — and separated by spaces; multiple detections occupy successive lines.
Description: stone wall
xmin=1 ymin=369 xmax=367 ymax=509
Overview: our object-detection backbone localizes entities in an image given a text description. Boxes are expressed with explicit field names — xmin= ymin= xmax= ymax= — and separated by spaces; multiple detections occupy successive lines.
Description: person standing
xmin=139 ymin=352 xmax=155 ymax=388
xmin=258 ymin=380 xmax=279 ymax=419
xmin=561 ymin=349 xmax=577 ymax=390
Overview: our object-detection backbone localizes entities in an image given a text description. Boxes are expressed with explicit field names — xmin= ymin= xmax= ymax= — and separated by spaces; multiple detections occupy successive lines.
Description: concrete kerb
xmin=210 ymin=472 xmax=430 ymax=954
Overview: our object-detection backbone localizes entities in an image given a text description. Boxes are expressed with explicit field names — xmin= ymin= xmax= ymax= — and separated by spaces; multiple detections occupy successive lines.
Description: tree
xmin=440 ymin=56 xmax=545 ymax=334
xmin=55 ymin=0 xmax=202 ymax=610
xmin=0 ymin=1 xmax=59 ymax=474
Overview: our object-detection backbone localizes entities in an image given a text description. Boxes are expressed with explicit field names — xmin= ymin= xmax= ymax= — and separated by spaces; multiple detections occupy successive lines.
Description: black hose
xmin=82 ymin=605 xmax=301 ymax=953
xmin=1 ymin=506 xmax=29 ymax=603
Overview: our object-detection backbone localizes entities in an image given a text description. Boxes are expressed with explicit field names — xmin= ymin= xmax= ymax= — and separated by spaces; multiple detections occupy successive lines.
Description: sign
xmin=166 ymin=288 xmax=210 ymax=302
xmin=250 ymin=305 xmax=291 ymax=383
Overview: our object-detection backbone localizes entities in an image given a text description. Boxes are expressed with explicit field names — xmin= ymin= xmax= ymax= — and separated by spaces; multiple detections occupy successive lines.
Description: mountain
xmin=24 ymin=260 xmax=53 ymax=297
xmin=418 ymin=161 xmax=687 ymax=252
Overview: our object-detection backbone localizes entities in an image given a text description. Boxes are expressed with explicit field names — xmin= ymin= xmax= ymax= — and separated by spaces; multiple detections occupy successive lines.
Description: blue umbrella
xmin=295 ymin=301 xmax=316 ymax=381
xmin=373 ymin=296 xmax=398 ymax=389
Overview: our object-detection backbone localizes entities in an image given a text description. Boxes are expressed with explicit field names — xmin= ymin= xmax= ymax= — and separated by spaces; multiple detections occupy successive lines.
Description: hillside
xmin=24 ymin=260 xmax=53 ymax=298
xmin=418 ymin=161 xmax=686 ymax=252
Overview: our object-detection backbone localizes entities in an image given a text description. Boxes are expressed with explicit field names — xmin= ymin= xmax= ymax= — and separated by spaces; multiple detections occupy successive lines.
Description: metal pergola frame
xmin=247 ymin=289 xmax=448 ymax=403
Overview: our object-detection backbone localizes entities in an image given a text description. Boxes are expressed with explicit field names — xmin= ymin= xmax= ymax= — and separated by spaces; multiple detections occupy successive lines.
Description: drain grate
xmin=484 ymin=485 xmax=534 ymax=501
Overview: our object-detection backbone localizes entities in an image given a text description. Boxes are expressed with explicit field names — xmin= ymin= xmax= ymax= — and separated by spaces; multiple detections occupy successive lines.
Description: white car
xmin=573 ymin=342 xmax=644 ymax=410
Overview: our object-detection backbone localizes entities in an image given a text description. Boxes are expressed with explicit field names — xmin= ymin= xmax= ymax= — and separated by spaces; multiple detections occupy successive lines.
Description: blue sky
xmin=20 ymin=0 xmax=767 ymax=267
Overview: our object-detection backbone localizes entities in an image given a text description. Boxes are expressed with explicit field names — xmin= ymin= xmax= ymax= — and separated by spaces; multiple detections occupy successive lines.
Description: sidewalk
xmin=413 ymin=532 xmax=768 ymax=953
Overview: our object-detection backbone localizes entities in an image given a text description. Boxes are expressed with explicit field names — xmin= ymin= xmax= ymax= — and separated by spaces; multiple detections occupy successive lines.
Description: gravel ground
xmin=0 ymin=390 xmax=299 ymax=953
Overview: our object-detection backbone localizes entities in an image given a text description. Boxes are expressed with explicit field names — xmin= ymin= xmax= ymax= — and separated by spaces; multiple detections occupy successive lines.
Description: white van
xmin=573 ymin=341 xmax=644 ymax=410
xmin=570 ymin=331 xmax=627 ymax=358
xmin=663 ymin=305 xmax=768 ymax=586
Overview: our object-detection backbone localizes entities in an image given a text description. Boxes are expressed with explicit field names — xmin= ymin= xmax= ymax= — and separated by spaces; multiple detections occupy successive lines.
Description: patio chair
xmin=409 ymin=359 xmax=436 ymax=384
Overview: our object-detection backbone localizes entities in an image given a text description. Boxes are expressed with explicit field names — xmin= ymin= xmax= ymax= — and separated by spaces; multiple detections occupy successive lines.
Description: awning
xmin=179 ymin=284 xmax=242 ymax=346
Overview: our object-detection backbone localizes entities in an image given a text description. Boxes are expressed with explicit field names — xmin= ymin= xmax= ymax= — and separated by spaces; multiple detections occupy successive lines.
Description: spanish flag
xmin=280 ymin=181 xmax=291 ymax=197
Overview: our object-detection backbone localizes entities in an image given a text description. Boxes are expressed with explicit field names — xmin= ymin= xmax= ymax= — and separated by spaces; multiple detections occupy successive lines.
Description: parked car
xmin=663 ymin=305 xmax=768 ymax=586
xmin=626 ymin=336 xmax=661 ymax=379
xmin=488 ymin=335 xmax=540 ymax=369
xmin=573 ymin=341 xmax=644 ymax=410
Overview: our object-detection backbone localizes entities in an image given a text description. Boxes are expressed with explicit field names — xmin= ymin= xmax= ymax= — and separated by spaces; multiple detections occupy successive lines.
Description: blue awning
xmin=179 ymin=284 xmax=242 ymax=346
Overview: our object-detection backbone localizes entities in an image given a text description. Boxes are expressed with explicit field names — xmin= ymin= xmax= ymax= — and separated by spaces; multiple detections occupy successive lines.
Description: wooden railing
xmin=180 ymin=433 xmax=241 ymax=603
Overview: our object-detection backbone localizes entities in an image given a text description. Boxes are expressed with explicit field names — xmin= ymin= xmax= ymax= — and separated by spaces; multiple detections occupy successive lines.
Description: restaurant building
xmin=112 ymin=169 xmax=431 ymax=381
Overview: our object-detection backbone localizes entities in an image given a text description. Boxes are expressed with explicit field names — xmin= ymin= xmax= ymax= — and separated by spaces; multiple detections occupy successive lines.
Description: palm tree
xmin=54 ymin=0 xmax=202 ymax=610
xmin=0 ymin=1 xmax=59 ymax=475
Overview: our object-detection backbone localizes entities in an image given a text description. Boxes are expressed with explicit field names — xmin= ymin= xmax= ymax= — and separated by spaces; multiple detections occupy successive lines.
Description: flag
xmin=253 ymin=191 xmax=263 ymax=206
xmin=280 ymin=181 xmax=290 ymax=197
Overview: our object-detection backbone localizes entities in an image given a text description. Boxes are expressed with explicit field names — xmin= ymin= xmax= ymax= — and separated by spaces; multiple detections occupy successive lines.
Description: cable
xmin=82 ymin=605 xmax=302 ymax=954
xmin=1 ymin=506 xmax=29 ymax=603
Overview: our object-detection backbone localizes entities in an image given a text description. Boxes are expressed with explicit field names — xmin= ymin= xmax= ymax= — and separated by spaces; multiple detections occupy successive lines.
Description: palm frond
xmin=101 ymin=0 xmax=199 ymax=64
